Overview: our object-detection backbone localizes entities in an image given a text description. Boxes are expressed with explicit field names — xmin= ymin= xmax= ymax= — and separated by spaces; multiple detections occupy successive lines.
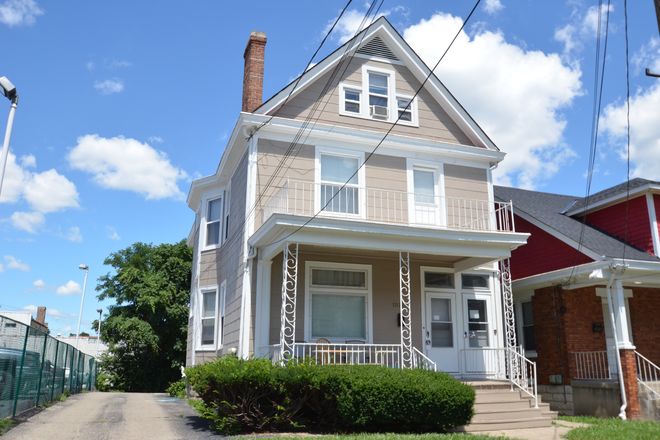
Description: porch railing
xmin=635 ymin=350 xmax=660 ymax=397
xmin=572 ymin=350 xmax=613 ymax=380
xmin=262 ymin=179 xmax=515 ymax=233
xmin=412 ymin=347 xmax=437 ymax=371
xmin=508 ymin=348 xmax=538 ymax=408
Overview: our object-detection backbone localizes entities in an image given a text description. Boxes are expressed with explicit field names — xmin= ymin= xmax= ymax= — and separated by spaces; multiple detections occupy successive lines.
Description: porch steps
xmin=453 ymin=382 xmax=557 ymax=432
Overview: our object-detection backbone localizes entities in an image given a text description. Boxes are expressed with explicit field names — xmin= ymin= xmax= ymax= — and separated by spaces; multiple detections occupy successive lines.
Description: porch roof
xmin=249 ymin=213 xmax=529 ymax=270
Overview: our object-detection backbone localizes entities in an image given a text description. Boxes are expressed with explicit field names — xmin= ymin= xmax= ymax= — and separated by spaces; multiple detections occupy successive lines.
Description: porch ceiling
xmin=250 ymin=213 xmax=529 ymax=269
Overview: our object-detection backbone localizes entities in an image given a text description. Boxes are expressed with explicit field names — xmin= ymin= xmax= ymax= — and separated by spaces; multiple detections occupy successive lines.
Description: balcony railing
xmin=262 ymin=179 xmax=515 ymax=233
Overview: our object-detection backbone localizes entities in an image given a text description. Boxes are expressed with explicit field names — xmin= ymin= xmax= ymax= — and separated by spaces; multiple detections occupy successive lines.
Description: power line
xmin=262 ymin=0 xmax=484 ymax=248
xmin=622 ymin=0 xmax=631 ymax=263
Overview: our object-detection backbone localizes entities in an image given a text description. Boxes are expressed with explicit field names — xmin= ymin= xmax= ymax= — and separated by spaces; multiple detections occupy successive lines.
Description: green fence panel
xmin=0 ymin=316 xmax=99 ymax=418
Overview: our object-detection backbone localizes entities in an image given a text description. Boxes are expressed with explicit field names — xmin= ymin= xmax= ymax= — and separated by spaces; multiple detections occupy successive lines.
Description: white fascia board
xmin=253 ymin=114 xmax=504 ymax=166
xmin=187 ymin=113 xmax=258 ymax=210
xmin=565 ymin=184 xmax=660 ymax=217
xmin=513 ymin=209 xmax=603 ymax=261
xmin=250 ymin=213 xmax=528 ymax=262
xmin=186 ymin=222 xmax=196 ymax=248
xmin=255 ymin=17 xmax=498 ymax=152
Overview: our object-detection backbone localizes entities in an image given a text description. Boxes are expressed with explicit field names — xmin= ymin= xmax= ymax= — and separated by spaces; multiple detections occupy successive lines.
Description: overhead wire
xmin=622 ymin=0 xmax=631 ymax=263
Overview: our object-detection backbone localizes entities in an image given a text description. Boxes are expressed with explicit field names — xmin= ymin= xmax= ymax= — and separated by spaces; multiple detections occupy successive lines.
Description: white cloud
xmin=484 ymin=0 xmax=504 ymax=15
xmin=148 ymin=136 xmax=163 ymax=143
xmin=11 ymin=211 xmax=45 ymax=233
xmin=94 ymin=79 xmax=124 ymax=95
xmin=0 ymin=0 xmax=43 ymax=27
xmin=59 ymin=325 xmax=72 ymax=333
xmin=632 ymin=37 xmax=660 ymax=75
xmin=554 ymin=4 xmax=614 ymax=56
xmin=86 ymin=61 xmax=95 ymax=71
xmin=4 ymin=255 xmax=29 ymax=271
xmin=33 ymin=279 xmax=44 ymax=287
xmin=64 ymin=226 xmax=82 ymax=243
xmin=68 ymin=134 xmax=188 ymax=200
xmin=106 ymin=226 xmax=120 ymax=240
xmin=325 ymin=6 xmax=406 ymax=44
xmin=403 ymin=13 xmax=582 ymax=189
xmin=23 ymin=169 xmax=80 ymax=213
xmin=107 ymin=59 xmax=131 ymax=68
xmin=56 ymin=280 xmax=81 ymax=296
xmin=600 ymin=81 xmax=660 ymax=181
xmin=0 ymin=152 xmax=79 ymax=220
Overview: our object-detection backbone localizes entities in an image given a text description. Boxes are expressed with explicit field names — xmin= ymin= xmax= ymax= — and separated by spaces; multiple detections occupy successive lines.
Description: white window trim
xmin=406 ymin=159 xmax=445 ymax=226
xmin=197 ymin=285 xmax=219 ymax=351
xmin=219 ymin=280 xmax=227 ymax=348
xmin=338 ymin=83 xmax=363 ymax=117
xmin=201 ymin=187 xmax=226 ymax=251
xmin=315 ymin=146 xmax=366 ymax=219
xmin=304 ymin=261 xmax=373 ymax=344
xmin=362 ymin=65 xmax=396 ymax=122
xmin=395 ymin=93 xmax=419 ymax=127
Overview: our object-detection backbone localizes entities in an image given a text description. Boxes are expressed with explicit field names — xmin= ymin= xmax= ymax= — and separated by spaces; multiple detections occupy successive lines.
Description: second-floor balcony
xmin=262 ymin=179 xmax=515 ymax=233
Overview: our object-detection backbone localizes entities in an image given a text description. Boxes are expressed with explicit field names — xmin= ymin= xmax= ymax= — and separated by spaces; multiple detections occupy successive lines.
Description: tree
xmin=95 ymin=239 xmax=192 ymax=392
xmin=69 ymin=332 xmax=90 ymax=337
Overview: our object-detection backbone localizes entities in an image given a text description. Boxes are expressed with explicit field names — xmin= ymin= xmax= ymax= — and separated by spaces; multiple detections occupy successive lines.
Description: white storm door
xmin=462 ymin=296 xmax=499 ymax=377
xmin=425 ymin=293 xmax=459 ymax=373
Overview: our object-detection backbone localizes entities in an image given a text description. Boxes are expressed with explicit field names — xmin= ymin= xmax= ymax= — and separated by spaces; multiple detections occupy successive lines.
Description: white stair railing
xmin=508 ymin=348 xmax=538 ymax=408
xmin=412 ymin=347 xmax=437 ymax=371
xmin=635 ymin=350 xmax=660 ymax=397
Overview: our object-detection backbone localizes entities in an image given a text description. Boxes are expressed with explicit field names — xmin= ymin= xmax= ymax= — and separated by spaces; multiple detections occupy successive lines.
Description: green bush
xmin=186 ymin=357 xmax=474 ymax=434
xmin=165 ymin=379 xmax=187 ymax=399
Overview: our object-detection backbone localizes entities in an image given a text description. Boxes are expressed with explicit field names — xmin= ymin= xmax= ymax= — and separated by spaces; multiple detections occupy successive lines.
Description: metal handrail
xmin=262 ymin=179 xmax=515 ymax=233
xmin=507 ymin=347 xmax=538 ymax=408
xmin=412 ymin=347 xmax=437 ymax=371
xmin=635 ymin=350 xmax=660 ymax=397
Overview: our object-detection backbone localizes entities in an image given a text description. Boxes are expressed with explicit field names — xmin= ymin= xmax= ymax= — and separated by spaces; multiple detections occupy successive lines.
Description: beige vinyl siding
xmin=194 ymin=151 xmax=249 ymax=360
xmin=443 ymin=164 xmax=489 ymax=229
xmin=268 ymin=250 xmax=454 ymax=349
xmin=276 ymin=58 xmax=475 ymax=146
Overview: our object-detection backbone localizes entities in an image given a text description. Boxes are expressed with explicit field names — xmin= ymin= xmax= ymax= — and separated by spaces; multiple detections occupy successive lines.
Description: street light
xmin=95 ymin=308 xmax=102 ymax=359
xmin=0 ymin=76 xmax=18 ymax=198
xmin=75 ymin=264 xmax=89 ymax=350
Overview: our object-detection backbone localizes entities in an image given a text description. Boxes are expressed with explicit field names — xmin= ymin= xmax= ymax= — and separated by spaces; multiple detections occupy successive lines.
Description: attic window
xmin=357 ymin=36 xmax=400 ymax=61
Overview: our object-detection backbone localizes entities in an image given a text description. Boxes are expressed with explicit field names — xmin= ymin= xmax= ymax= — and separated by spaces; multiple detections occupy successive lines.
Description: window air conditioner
xmin=370 ymin=105 xmax=389 ymax=118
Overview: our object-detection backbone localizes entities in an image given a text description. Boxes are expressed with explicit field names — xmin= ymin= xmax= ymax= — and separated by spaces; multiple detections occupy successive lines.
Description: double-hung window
xmin=223 ymin=189 xmax=231 ymax=243
xmin=320 ymin=153 xmax=360 ymax=215
xmin=206 ymin=198 xmax=223 ymax=246
xmin=368 ymin=72 xmax=389 ymax=118
xmin=343 ymin=88 xmax=361 ymax=114
xmin=308 ymin=265 xmax=371 ymax=342
xmin=200 ymin=288 xmax=217 ymax=348
xmin=397 ymin=97 xmax=412 ymax=122
xmin=520 ymin=301 xmax=536 ymax=351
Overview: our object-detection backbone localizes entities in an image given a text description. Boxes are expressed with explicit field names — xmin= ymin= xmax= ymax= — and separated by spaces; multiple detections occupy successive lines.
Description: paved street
xmin=4 ymin=392 xmax=221 ymax=439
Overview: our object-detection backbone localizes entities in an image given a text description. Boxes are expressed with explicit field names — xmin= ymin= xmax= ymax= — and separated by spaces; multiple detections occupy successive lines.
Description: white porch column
xmin=500 ymin=258 xmax=517 ymax=350
xmin=255 ymin=259 xmax=272 ymax=358
xmin=399 ymin=251 xmax=412 ymax=368
xmin=279 ymin=242 xmax=299 ymax=360
xmin=613 ymin=280 xmax=635 ymax=349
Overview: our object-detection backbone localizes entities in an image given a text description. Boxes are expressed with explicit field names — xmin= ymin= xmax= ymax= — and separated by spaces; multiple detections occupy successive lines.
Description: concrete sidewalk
xmin=3 ymin=392 xmax=219 ymax=439
xmin=481 ymin=420 xmax=589 ymax=440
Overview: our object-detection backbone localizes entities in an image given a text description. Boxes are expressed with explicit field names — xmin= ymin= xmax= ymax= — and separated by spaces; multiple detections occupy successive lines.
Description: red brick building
xmin=495 ymin=180 xmax=660 ymax=420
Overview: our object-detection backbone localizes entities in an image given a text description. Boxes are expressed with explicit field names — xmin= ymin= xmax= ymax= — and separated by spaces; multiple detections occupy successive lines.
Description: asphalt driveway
xmin=3 ymin=392 xmax=221 ymax=439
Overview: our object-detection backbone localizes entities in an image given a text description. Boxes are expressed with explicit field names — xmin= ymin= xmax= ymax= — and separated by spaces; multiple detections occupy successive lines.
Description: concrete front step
xmin=454 ymin=383 xmax=558 ymax=432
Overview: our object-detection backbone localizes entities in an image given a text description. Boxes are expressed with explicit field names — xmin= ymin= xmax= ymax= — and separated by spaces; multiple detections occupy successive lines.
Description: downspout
xmin=605 ymin=263 xmax=628 ymax=420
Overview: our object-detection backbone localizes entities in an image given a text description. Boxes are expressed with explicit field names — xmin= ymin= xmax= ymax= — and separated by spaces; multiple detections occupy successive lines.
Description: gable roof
xmin=254 ymin=16 xmax=499 ymax=151
xmin=494 ymin=185 xmax=659 ymax=262
xmin=566 ymin=178 xmax=660 ymax=214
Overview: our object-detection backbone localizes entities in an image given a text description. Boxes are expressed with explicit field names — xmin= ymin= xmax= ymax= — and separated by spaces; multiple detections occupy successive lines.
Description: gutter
xmin=604 ymin=263 xmax=629 ymax=420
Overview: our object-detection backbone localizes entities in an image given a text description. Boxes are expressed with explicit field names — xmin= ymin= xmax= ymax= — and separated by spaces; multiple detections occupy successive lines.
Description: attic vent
xmin=356 ymin=36 xmax=400 ymax=61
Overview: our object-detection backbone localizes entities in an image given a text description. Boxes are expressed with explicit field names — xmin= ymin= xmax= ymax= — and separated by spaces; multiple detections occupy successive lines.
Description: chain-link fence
xmin=0 ymin=316 xmax=98 ymax=419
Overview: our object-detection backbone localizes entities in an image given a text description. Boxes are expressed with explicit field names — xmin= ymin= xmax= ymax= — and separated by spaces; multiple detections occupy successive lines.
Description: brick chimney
xmin=242 ymin=30 xmax=267 ymax=113
xmin=36 ymin=306 xmax=46 ymax=324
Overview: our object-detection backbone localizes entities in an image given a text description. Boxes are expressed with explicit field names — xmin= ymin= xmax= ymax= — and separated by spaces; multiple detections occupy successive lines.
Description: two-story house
xmin=185 ymin=17 xmax=530 ymax=380
xmin=495 ymin=180 xmax=660 ymax=420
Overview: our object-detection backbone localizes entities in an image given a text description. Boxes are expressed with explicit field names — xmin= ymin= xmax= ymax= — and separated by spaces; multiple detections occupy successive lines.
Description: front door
xmin=462 ymin=296 xmax=499 ymax=376
xmin=424 ymin=293 xmax=459 ymax=373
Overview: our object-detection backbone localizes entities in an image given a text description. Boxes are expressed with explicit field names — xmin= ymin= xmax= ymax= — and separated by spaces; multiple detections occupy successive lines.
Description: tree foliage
xmin=95 ymin=239 xmax=192 ymax=392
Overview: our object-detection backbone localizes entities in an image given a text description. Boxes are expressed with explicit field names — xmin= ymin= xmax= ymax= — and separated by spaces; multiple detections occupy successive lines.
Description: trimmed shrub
xmin=186 ymin=357 xmax=474 ymax=434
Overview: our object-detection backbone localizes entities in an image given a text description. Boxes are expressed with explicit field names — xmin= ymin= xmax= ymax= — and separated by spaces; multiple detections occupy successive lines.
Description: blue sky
xmin=0 ymin=0 xmax=659 ymax=335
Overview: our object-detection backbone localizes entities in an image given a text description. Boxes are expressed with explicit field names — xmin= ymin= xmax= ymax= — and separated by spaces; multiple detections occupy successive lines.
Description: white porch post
xmin=612 ymin=280 xmax=634 ymax=349
xmin=500 ymin=258 xmax=518 ymax=388
xmin=399 ymin=251 xmax=412 ymax=368
xmin=279 ymin=242 xmax=299 ymax=361
xmin=255 ymin=259 xmax=272 ymax=358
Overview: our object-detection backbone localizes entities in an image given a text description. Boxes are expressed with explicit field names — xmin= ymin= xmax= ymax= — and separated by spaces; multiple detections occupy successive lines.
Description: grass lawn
xmin=559 ymin=415 xmax=660 ymax=440
xmin=280 ymin=434 xmax=515 ymax=440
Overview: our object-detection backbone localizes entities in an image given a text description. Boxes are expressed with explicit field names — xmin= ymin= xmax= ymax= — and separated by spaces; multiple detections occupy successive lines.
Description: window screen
xmin=311 ymin=294 xmax=366 ymax=339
